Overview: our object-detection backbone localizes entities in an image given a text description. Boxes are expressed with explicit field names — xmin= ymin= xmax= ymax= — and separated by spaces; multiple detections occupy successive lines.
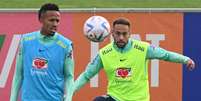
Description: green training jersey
xmin=99 ymin=40 xmax=149 ymax=101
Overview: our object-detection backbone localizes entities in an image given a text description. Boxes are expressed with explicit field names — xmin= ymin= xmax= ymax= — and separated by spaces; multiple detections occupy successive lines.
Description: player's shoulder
xmin=132 ymin=39 xmax=150 ymax=46
xmin=99 ymin=43 xmax=113 ymax=55
xmin=56 ymin=32 xmax=72 ymax=49
xmin=103 ymin=42 xmax=113 ymax=49
xmin=131 ymin=39 xmax=150 ymax=52
xmin=56 ymin=32 xmax=72 ymax=43
xmin=22 ymin=31 xmax=39 ymax=41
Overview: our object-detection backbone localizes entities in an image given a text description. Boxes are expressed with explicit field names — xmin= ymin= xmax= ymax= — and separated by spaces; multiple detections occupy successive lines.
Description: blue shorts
xmin=93 ymin=95 xmax=116 ymax=101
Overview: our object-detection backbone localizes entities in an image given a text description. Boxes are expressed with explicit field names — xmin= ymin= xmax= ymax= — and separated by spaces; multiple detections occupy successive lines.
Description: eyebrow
xmin=115 ymin=31 xmax=128 ymax=34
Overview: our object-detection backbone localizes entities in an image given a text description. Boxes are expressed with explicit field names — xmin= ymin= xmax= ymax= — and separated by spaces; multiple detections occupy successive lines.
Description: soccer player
xmin=73 ymin=18 xmax=195 ymax=101
xmin=10 ymin=3 xmax=74 ymax=101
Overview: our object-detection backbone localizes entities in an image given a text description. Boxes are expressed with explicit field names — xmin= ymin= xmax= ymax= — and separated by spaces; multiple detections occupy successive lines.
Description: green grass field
xmin=0 ymin=0 xmax=201 ymax=8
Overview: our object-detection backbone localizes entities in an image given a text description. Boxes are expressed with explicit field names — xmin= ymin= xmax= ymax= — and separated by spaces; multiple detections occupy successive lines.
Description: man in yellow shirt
xmin=74 ymin=17 xmax=195 ymax=101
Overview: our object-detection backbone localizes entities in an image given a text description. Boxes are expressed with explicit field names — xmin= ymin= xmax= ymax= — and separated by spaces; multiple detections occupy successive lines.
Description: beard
xmin=116 ymin=41 xmax=127 ymax=48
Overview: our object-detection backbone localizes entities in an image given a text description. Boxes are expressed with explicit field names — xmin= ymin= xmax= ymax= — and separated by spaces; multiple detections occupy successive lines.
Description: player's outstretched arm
xmin=74 ymin=54 xmax=103 ymax=92
xmin=147 ymin=45 xmax=195 ymax=71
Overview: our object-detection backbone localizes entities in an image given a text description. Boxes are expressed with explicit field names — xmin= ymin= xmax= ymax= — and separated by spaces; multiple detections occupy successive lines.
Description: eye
xmin=56 ymin=19 xmax=59 ymax=23
xmin=122 ymin=32 xmax=128 ymax=36
xmin=49 ymin=19 xmax=59 ymax=23
xmin=115 ymin=31 xmax=121 ymax=36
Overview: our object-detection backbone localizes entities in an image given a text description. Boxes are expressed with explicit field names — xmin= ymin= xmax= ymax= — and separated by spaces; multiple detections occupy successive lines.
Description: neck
xmin=118 ymin=40 xmax=129 ymax=49
xmin=113 ymin=39 xmax=132 ymax=53
xmin=118 ymin=44 xmax=126 ymax=49
xmin=40 ymin=29 xmax=55 ymax=36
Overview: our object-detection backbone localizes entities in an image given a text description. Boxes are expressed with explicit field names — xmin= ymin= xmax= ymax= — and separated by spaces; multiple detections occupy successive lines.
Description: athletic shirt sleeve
xmin=73 ymin=54 xmax=103 ymax=92
xmin=64 ymin=42 xmax=74 ymax=101
xmin=10 ymin=37 xmax=23 ymax=101
xmin=146 ymin=45 xmax=190 ymax=64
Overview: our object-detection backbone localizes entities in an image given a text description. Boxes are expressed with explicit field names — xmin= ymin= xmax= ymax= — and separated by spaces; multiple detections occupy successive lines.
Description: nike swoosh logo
xmin=38 ymin=49 xmax=45 ymax=52
xmin=120 ymin=59 xmax=126 ymax=61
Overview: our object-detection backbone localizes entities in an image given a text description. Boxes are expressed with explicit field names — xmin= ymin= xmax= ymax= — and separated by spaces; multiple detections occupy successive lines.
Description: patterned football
xmin=83 ymin=16 xmax=110 ymax=42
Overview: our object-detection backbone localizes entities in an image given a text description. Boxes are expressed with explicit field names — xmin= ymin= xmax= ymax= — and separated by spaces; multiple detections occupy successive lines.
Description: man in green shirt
xmin=74 ymin=17 xmax=195 ymax=101
xmin=10 ymin=3 xmax=74 ymax=101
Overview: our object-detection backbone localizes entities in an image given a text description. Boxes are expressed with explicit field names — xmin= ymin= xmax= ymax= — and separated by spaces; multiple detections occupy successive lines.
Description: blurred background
xmin=0 ymin=0 xmax=200 ymax=101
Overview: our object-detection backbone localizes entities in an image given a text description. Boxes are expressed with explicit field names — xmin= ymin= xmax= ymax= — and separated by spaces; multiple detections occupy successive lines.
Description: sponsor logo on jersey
xmin=133 ymin=44 xmax=144 ymax=51
xmin=102 ymin=48 xmax=112 ymax=55
xmin=32 ymin=57 xmax=48 ymax=69
xmin=116 ymin=68 xmax=131 ymax=78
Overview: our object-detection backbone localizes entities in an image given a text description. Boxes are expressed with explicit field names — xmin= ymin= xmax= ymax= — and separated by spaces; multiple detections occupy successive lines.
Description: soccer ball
xmin=83 ymin=16 xmax=110 ymax=42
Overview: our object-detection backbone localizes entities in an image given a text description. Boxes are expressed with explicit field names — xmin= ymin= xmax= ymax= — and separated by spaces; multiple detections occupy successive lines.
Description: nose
xmin=119 ymin=34 xmax=124 ymax=40
xmin=53 ymin=21 xmax=59 ymax=26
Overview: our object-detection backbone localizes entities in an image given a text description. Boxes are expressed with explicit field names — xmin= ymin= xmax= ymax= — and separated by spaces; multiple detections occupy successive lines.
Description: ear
xmin=38 ymin=16 xmax=43 ymax=23
xmin=111 ymin=29 xmax=114 ymax=37
xmin=112 ymin=32 xmax=115 ymax=38
xmin=39 ymin=18 xmax=42 ymax=23
xmin=39 ymin=13 xmax=45 ymax=23
xmin=111 ymin=29 xmax=114 ymax=34
xmin=128 ymin=31 xmax=131 ymax=37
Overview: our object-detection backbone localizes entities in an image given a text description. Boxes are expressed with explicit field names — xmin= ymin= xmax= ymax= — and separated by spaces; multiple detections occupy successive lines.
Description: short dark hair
xmin=38 ymin=3 xmax=60 ymax=20
xmin=113 ymin=17 xmax=130 ymax=28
